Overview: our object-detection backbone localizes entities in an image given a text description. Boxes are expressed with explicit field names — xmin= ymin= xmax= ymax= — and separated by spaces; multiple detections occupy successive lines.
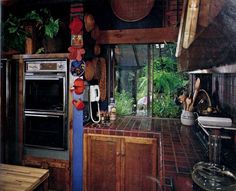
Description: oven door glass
xmin=24 ymin=113 xmax=66 ymax=150
xmin=25 ymin=75 xmax=65 ymax=112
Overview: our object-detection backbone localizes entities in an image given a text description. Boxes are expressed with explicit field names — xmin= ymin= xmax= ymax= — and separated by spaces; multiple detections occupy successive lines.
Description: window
xmin=108 ymin=43 xmax=188 ymax=118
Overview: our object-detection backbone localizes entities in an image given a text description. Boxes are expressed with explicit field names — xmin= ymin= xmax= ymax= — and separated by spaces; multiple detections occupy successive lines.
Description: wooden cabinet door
xmin=83 ymin=134 xmax=122 ymax=191
xmin=122 ymin=137 xmax=157 ymax=191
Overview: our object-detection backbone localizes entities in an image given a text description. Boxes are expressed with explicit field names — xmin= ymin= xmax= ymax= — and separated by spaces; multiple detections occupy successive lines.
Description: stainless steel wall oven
xmin=24 ymin=59 xmax=68 ymax=150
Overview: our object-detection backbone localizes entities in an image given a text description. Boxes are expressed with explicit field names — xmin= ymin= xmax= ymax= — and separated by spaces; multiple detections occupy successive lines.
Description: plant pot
xmin=42 ymin=37 xmax=63 ymax=53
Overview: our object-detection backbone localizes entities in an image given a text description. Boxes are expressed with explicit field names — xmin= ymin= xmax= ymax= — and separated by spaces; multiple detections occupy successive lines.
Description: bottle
xmin=108 ymin=97 xmax=115 ymax=112
xmin=108 ymin=97 xmax=116 ymax=121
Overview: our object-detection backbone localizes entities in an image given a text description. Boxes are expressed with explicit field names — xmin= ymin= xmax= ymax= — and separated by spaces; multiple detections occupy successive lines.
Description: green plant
xmin=151 ymin=51 xmax=188 ymax=118
xmin=153 ymin=94 xmax=181 ymax=118
xmin=153 ymin=71 xmax=188 ymax=95
xmin=2 ymin=8 xmax=60 ymax=53
xmin=115 ymin=90 xmax=134 ymax=116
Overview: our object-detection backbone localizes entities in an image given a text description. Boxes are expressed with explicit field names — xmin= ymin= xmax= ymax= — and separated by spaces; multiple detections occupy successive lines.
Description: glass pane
xmin=114 ymin=45 xmax=152 ymax=116
xmin=25 ymin=78 xmax=64 ymax=111
xmin=111 ymin=43 xmax=188 ymax=118
xmin=24 ymin=115 xmax=64 ymax=149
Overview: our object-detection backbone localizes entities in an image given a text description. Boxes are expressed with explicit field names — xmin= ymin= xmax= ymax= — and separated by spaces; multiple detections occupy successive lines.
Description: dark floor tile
xmin=164 ymin=150 xmax=175 ymax=155
xmin=176 ymin=161 xmax=190 ymax=168
xmin=164 ymin=160 xmax=176 ymax=166
xmin=165 ymin=177 xmax=173 ymax=185
xmin=177 ymin=167 xmax=191 ymax=174
xmin=164 ymin=155 xmax=176 ymax=161
xmin=176 ymin=156 xmax=189 ymax=163
xmin=165 ymin=165 xmax=177 ymax=172
xmin=164 ymin=187 xmax=173 ymax=191
xmin=174 ymin=174 xmax=193 ymax=191
xmin=175 ymin=151 xmax=185 ymax=157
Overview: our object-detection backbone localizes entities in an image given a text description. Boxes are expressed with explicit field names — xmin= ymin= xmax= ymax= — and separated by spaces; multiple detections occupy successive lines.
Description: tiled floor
xmin=159 ymin=119 xmax=206 ymax=191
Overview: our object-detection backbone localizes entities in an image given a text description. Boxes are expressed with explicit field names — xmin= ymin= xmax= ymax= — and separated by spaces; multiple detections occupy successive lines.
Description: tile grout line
xmin=174 ymin=121 xmax=192 ymax=173
xmin=167 ymin=120 xmax=179 ymax=174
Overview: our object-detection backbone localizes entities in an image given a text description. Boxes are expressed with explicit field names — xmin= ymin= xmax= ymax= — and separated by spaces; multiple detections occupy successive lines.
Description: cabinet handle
xmin=116 ymin=152 xmax=120 ymax=156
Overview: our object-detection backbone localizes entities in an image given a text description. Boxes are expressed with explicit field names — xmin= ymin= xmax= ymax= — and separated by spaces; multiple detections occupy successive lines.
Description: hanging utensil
xmin=178 ymin=94 xmax=187 ymax=110
xmin=189 ymin=78 xmax=200 ymax=111
xmin=186 ymin=96 xmax=192 ymax=111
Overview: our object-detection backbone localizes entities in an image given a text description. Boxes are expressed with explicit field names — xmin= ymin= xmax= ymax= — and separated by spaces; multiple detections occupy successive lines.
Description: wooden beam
xmin=96 ymin=27 xmax=178 ymax=44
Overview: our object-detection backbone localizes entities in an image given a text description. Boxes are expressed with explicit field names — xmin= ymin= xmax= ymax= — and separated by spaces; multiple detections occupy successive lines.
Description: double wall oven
xmin=24 ymin=59 xmax=68 ymax=150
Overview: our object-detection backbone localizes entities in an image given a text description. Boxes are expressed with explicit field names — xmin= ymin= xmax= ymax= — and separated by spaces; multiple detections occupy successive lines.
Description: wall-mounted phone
xmin=83 ymin=84 xmax=101 ymax=123
xmin=90 ymin=85 xmax=100 ymax=102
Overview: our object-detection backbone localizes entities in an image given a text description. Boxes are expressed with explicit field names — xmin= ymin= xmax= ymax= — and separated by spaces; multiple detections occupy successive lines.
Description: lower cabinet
xmin=23 ymin=156 xmax=70 ymax=191
xmin=83 ymin=134 xmax=157 ymax=191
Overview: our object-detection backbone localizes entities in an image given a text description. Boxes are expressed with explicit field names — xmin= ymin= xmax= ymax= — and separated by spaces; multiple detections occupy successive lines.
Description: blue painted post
xmin=70 ymin=3 xmax=84 ymax=191
xmin=72 ymin=96 xmax=83 ymax=191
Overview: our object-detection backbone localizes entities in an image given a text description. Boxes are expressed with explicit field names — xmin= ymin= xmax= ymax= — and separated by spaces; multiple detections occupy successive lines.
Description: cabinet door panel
xmin=122 ymin=137 xmax=157 ymax=191
xmin=84 ymin=134 xmax=121 ymax=191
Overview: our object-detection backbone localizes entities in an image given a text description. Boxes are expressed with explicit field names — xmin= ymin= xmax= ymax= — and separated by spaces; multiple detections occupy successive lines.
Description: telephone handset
xmin=90 ymin=85 xmax=100 ymax=102
xmin=89 ymin=85 xmax=101 ymax=123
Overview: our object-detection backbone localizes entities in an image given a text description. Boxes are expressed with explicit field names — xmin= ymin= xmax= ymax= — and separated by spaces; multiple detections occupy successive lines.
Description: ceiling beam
xmin=96 ymin=27 xmax=178 ymax=44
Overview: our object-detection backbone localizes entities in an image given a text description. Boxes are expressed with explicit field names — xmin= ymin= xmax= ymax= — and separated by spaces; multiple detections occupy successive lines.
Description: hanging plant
xmin=2 ymin=8 xmax=60 ymax=53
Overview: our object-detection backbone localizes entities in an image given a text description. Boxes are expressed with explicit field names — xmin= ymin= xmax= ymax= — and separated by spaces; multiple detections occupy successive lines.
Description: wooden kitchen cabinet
xmin=23 ymin=156 xmax=70 ymax=191
xmin=83 ymin=134 xmax=157 ymax=191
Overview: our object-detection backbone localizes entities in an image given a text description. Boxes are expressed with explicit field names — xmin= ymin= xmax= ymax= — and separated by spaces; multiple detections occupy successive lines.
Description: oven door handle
xmin=25 ymin=76 xmax=63 ymax=81
xmin=25 ymin=113 xmax=61 ymax=118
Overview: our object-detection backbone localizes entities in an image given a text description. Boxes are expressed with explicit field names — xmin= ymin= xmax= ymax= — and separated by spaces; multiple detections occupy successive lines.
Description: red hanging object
xmin=69 ymin=17 xmax=83 ymax=35
xmin=72 ymin=98 xmax=85 ymax=110
xmin=73 ymin=78 xmax=85 ymax=95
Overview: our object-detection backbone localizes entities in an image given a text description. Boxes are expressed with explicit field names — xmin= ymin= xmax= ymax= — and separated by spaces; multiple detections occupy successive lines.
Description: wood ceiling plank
xmin=96 ymin=27 xmax=178 ymax=44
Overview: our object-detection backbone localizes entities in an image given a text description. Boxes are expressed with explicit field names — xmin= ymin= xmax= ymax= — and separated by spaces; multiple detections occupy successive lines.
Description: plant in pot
xmin=2 ymin=8 xmax=60 ymax=54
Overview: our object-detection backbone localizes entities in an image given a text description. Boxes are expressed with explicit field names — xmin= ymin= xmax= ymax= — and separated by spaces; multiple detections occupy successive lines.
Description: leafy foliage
xmin=153 ymin=70 xmax=188 ymax=95
xmin=153 ymin=94 xmax=181 ymax=118
xmin=115 ymin=90 xmax=134 ymax=116
xmin=137 ymin=74 xmax=147 ymax=100
xmin=2 ymin=8 xmax=60 ymax=53
xmin=151 ymin=45 xmax=189 ymax=118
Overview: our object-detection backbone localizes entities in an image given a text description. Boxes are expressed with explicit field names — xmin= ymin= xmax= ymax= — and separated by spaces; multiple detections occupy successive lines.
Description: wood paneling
xmin=18 ymin=56 xmax=24 ymax=163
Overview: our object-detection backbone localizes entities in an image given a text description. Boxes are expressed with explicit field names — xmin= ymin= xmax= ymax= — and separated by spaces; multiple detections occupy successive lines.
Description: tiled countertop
xmin=84 ymin=116 xmax=205 ymax=191
xmin=84 ymin=116 xmax=162 ymax=137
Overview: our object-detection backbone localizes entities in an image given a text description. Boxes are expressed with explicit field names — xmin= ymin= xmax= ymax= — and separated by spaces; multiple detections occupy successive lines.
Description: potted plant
xmin=2 ymin=8 xmax=60 ymax=54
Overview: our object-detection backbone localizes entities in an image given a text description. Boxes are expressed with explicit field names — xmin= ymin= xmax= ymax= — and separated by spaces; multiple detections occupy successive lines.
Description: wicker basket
xmin=111 ymin=0 xmax=155 ymax=22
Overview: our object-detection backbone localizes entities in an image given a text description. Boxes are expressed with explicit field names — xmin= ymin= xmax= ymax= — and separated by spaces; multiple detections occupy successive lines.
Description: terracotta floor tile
xmin=174 ymin=174 xmax=193 ymax=191
xmin=164 ymin=155 xmax=176 ymax=161
xmin=164 ymin=160 xmax=176 ymax=166
xmin=165 ymin=165 xmax=177 ymax=172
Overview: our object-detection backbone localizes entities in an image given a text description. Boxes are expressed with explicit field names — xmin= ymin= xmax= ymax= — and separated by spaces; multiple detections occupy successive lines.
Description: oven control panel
xmin=26 ymin=60 xmax=67 ymax=72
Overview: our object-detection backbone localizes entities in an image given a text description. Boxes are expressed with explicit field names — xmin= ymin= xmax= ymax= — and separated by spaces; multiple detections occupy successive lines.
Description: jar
xmin=181 ymin=110 xmax=195 ymax=126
